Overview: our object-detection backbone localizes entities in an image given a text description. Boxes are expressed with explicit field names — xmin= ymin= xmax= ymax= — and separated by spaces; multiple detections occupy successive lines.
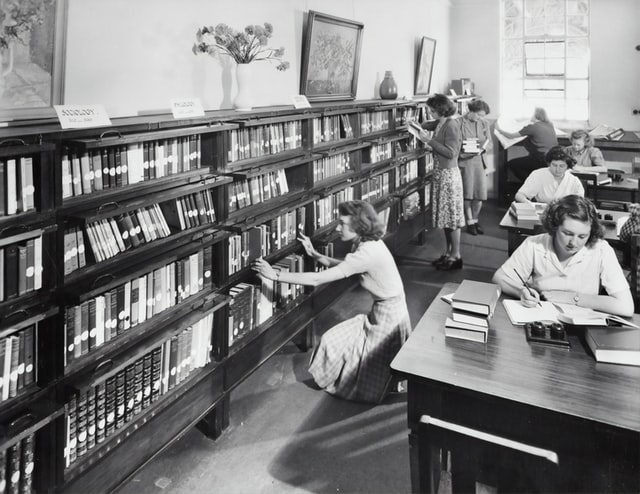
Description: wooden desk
xmin=499 ymin=208 xmax=627 ymax=255
xmin=391 ymin=283 xmax=640 ymax=493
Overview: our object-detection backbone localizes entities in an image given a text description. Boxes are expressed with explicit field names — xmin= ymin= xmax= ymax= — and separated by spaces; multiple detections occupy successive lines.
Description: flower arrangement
xmin=193 ymin=22 xmax=290 ymax=71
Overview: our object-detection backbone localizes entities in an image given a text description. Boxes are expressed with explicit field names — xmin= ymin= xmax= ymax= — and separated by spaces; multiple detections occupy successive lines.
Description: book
xmin=585 ymin=327 xmax=640 ymax=366
xmin=502 ymin=299 xmax=560 ymax=325
xmin=555 ymin=304 xmax=640 ymax=329
xmin=451 ymin=280 xmax=501 ymax=317
xmin=445 ymin=317 xmax=489 ymax=343
xmin=508 ymin=201 xmax=541 ymax=221
xmin=451 ymin=309 xmax=489 ymax=329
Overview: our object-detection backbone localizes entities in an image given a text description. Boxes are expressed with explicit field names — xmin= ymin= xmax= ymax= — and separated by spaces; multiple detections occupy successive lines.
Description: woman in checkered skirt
xmin=252 ymin=200 xmax=411 ymax=404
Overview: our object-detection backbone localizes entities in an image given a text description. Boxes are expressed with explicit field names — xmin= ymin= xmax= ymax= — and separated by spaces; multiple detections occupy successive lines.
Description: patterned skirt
xmin=308 ymin=294 xmax=412 ymax=404
xmin=432 ymin=167 xmax=465 ymax=229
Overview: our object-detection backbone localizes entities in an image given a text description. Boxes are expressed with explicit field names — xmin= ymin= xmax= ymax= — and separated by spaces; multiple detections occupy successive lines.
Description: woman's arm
xmin=428 ymin=122 xmax=461 ymax=159
xmin=495 ymin=121 xmax=523 ymax=139
xmin=252 ymin=257 xmax=346 ymax=287
xmin=492 ymin=267 xmax=540 ymax=307
xmin=542 ymin=289 xmax=634 ymax=317
xmin=514 ymin=190 xmax=533 ymax=203
xmin=298 ymin=232 xmax=341 ymax=267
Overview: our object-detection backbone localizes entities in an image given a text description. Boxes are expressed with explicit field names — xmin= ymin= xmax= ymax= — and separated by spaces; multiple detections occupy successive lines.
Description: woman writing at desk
xmin=514 ymin=146 xmax=584 ymax=204
xmin=564 ymin=129 xmax=607 ymax=173
xmin=492 ymin=195 xmax=634 ymax=316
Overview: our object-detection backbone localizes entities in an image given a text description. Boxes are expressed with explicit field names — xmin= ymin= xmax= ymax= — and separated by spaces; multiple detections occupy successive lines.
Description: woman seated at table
xmin=564 ymin=129 xmax=608 ymax=173
xmin=493 ymin=195 xmax=634 ymax=316
xmin=514 ymin=146 xmax=584 ymax=204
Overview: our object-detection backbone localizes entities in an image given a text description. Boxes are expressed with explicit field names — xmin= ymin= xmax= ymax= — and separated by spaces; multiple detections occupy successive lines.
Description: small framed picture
xmin=414 ymin=36 xmax=437 ymax=96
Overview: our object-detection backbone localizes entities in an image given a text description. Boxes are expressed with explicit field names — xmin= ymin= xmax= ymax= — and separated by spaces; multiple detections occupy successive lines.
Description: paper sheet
xmin=502 ymin=299 xmax=559 ymax=325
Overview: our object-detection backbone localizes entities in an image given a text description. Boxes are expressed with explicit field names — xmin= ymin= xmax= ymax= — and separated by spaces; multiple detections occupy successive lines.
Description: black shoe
xmin=431 ymin=255 xmax=448 ymax=267
xmin=466 ymin=224 xmax=478 ymax=235
xmin=475 ymin=223 xmax=484 ymax=234
xmin=437 ymin=257 xmax=463 ymax=270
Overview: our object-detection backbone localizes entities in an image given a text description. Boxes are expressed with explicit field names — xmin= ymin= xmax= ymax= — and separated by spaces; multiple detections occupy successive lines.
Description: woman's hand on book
xmin=251 ymin=257 xmax=277 ymax=280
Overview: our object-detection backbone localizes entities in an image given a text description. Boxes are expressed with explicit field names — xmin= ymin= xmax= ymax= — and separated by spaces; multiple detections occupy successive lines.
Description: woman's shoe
xmin=466 ymin=224 xmax=478 ymax=235
xmin=431 ymin=255 xmax=448 ymax=267
xmin=438 ymin=257 xmax=463 ymax=270
xmin=475 ymin=223 xmax=484 ymax=234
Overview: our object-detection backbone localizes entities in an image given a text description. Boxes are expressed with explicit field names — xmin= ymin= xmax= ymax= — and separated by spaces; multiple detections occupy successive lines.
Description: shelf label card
xmin=54 ymin=104 xmax=112 ymax=129
xmin=291 ymin=95 xmax=311 ymax=109
xmin=171 ymin=98 xmax=204 ymax=119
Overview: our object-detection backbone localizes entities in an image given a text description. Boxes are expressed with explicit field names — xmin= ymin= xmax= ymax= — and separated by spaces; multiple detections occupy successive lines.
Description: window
xmin=501 ymin=0 xmax=590 ymax=124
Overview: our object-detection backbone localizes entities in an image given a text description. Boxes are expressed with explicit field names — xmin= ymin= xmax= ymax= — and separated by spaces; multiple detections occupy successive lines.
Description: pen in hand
xmin=513 ymin=269 xmax=542 ymax=308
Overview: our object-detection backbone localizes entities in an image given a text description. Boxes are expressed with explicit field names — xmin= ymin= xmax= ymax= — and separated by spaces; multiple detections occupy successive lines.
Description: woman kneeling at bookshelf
xmin=514 ymin=146 xmax=584 ymax=204
xmin=492 ymin=195 xmax=634 ymax=317
xmin=252 ymin=200 xmax=411 ymax=404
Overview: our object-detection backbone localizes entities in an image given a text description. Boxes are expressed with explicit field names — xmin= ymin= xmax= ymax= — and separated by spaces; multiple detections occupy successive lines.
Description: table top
xmin=390 ymin=282 xmax=640 ymax=432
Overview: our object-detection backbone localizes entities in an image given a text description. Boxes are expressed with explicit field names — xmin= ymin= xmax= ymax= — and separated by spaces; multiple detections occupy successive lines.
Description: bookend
xmin=524 ymin=321 xmax=570 ymax=348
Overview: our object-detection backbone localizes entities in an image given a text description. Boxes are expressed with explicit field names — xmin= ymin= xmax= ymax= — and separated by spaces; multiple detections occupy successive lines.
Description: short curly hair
xmin=545 ymin=145 xmax=577 ymax=169
xmin=338 ymin=200 xmax=385 ymax=241
xmin=467 ymin=99 xmax=491 ymax=115
xmin=570 ymin=129 xmax=595 ymax=148
xmin=426 ymin=94 xmax=457 ymax=117
xmin=541 ymin=195 xmax=603 ymax=247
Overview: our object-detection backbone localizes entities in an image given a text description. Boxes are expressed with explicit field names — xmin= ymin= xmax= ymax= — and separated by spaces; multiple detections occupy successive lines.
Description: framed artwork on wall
xmin=300 ymin=10 xmax=364 ymax=102
xmin=414 ymin=36 xmax=437 ymax=96
xmin=0 ymin=0 xmax=68 ymax=122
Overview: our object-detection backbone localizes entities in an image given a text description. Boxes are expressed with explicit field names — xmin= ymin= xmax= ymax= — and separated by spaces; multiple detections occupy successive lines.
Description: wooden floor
xmin=116 ymin=200 xmax=509 ymax=494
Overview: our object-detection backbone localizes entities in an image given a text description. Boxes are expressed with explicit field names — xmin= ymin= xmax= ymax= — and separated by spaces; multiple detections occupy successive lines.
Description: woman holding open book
xmin=514 ymin=146 xmax=584 ymax=204
xmin=564 ymin=129 xmax=607 ymax=173
xmin=492 ymin=195 xmax=634 ymax=317
xmin=252 ymin=200 xmax=411 ymax=404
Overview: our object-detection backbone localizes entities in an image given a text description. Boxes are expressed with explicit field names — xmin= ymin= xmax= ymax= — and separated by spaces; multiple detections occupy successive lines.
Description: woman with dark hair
xmin=459 ymin=99 xmax=491 ymax=235
xmin=492 ymin=195 xmax=633 ymax=316
xmin=252 ymin=200 xmax=411 ymax=404
xmin=564 ymin=129 xmax=607 ymax=173
xmin=496 ymin=107 xmax=558 ymax=182
xmin=514 ymin=146 xmax=584 ymax=203
xmin=415 ymin=93 xmax=465 ymax=270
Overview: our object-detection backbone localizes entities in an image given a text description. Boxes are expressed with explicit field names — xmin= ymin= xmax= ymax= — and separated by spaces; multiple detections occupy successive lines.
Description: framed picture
xmin=414 ymin=36 xmax=437 ymax=96
xmin=0 ymin=0 xmax=68 ymax=122
xmin=300 ymin=10 xmax=364 ymax=102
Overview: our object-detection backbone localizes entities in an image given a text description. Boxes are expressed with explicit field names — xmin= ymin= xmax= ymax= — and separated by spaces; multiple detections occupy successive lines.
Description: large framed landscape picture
xmin=300 ymin=10 xmax=363 ymax=102
xmin=0 ymin=0 xmax=67 ymax=121
xmin=415 ymin=36 xmax=436 ymax=96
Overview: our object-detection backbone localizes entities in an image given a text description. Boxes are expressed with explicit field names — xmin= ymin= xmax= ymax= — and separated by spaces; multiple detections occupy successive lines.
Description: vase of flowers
xmin=193 ymin=22 xmax=290 ymax=111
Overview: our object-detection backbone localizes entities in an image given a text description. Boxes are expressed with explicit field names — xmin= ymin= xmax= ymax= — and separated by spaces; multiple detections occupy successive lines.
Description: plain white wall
xmin=63 ymin=0 xmax=453 ymax=117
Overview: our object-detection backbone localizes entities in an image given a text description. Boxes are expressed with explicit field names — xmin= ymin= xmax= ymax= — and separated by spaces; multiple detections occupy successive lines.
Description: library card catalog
xmin=55 ymin=104 xmax=112 ymax=129
xmin=171 ymin=98 xmax=204 ymax=119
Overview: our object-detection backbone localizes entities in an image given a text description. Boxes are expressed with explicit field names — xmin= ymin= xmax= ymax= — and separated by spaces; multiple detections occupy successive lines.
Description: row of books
xmin=228 ymin=254 xmax=304 ymax=346
xmin=84 ymin=205 xmax=171 ymax=263
xmin=395 ymin=159 xmax=419 ymax=187
xmin=163 ymin=188 xmax=217 ymax=231
xmin=61 ymin=135 xmax=203 ymax=199
xmin=360 ymin=111 xmax=390 ymax=135
xmin=0 ymin=156 xmax=35 ymax=217
xmin=312 ymin=153 xmax=352 ymax=183
xmin=314 ymin=187 xmax=355 ymax=229
xmin=228 ymin=170 xmax=289 ymax=213
xmin=63 ymin=227 xmax=87 ymax=276
xmin=227 ymin=122 xmax=303 ymax=163
xmin=64 ymin=312 xmax=213 ymax=467
xmin=313 ymin=243 xmax=334 ymax=272
xmin=0 ymin=237 xmax=43 ymax=302
xmin=368 ymin=142 xmax=393 ymax=164
xmin=64 ymin=247 xmax=212 ymax=366
xmin=0 ymin=324 xmax=35 ymax=402
xmin=311 ymin=115 xmax=355 ymax=144
xmin=0 ymin=433 xmax=35 ymax=494
xmin=361 ymin=172 xmax=391 ymax=203
xmin=444 ymin=280 xmax=501 ymax=343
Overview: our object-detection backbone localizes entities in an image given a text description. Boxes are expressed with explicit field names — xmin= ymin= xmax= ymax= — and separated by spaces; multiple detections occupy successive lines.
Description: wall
xmin=64 ymin=0 xmax=452 ymax=118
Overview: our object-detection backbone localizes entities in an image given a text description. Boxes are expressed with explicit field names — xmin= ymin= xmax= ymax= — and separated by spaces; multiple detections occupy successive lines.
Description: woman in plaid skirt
xmin=252 ymin=200 xmax=411 ymax=404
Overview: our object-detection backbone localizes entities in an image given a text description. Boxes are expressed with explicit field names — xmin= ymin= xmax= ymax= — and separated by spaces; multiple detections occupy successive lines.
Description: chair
xmin=418 ymin=415 xmax=561 ymax=493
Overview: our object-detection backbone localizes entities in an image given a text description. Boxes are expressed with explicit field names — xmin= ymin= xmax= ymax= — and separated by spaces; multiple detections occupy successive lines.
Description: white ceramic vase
xmin=233 ymin=63 xmax=253 ymax=111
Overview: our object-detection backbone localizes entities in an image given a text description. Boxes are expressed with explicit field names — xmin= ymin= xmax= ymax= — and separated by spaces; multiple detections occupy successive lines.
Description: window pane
xmin=525 ymin=0 xmax=545 ymax=17
xmin=567 ymin=38 xmax=588 ymax=57
xmin=524 ymin=79 xmax=564 ymax=90
xmin=504 ymin=17 xmax=523 ymax=37
xmin=524 ymin=42 xmax=545 ymax=58
xmin=566 ymin=99 xmax=588 ymax=120
xmin=568 ymin=15 xmax=588 ymax=36
xmin=526 ymin=59 xmax=546 ymax=74
xmin=545 ymin=41 xmax=565 ymax=57
xmin=546 ymin=58 xmax=565 ymax=74
xmin=503 ymin=58 xmax=524 ymax=78
xmin=566 ymin=57 xmax=588 ymax=77
xmin=545 ymin=19 xmax=565 ymax=35
xmin=545 ymin=0 xmax=564 ymax=17
xmin=566 ymin=80 xmax=588 ymax=98
xmin=567 ymin=0 xmax=588 ymax=15
xmin=504 ymin=40 xmax=523 ymax=58
xmin=525 ymin=16 xmax=545 ymax=35
xmin=505 ymin=0 xmax=524 ymax=16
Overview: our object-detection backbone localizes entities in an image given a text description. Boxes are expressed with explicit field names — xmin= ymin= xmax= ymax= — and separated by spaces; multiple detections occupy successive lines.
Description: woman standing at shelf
xmin=493 ymin=195 xmax=634 ymax=316
xmin=415 ymin=93 xmax=465 ymax=270
xmin=252 ymin=200 xmax=411 ymax=404
xmin=514 ymin=146 xmax=584 ymax=204
xmin=564 ymin=129 xmax=608 ymax=173
xmin=459 ymin=99 xmax=491 ymax=235
xmin=496 ymin=107 xmax=558 ymax=182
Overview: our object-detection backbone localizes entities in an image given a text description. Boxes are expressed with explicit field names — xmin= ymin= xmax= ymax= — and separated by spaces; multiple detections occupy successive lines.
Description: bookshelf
xmin=0 ymin=99 xmax=432 ymax=493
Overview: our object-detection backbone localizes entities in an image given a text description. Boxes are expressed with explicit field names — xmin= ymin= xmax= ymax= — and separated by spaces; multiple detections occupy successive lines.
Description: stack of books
xmin=444 ymin=280 xmax=501 ymax=343
xmin=508 ymin=201 xmax=545 ymax=227
xmin=462 ymin=138 xmax=482 ymax=154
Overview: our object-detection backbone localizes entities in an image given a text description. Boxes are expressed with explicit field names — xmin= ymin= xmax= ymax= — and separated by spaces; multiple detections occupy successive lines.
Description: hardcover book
xmin=444 ymin=317 xmax=489 ymax=343
xmin=586 ymin=327 xmax=640 ymax=366
xmin=451 ymin=280 xmax=501 ymax=317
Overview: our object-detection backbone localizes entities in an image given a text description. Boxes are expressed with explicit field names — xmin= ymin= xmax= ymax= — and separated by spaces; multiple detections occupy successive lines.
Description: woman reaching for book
xmin=252 ymin=200 xmax=411 ymax=404
xmin=492 ymin=195 xmax=634 ymax=317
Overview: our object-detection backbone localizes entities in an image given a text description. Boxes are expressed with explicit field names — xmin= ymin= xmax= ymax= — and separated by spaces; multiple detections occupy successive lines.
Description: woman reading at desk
xmin=564 ymin=129 xmax=608 ymax=173
xmin=492 ymin=195 xmax=634 ymax=317
xmin=514 ymin=146 xmax=584 ymax=204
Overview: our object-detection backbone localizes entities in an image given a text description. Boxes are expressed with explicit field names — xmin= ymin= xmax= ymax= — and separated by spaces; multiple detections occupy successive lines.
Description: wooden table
xmin=391 ymin=282 xmax=640 ymax=493
xmin=499 ymin=207 xmax=628 ymax=255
